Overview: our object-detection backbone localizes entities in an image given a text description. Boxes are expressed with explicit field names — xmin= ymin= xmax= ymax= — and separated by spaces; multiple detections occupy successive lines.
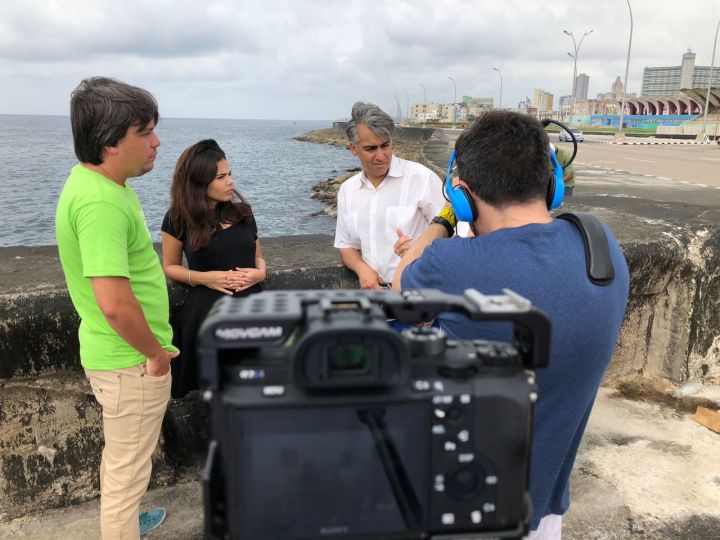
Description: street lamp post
xmin=617 ymin=0 xmax=634 ymax=142
xmin=702 ymin=17 xmax=720 ymax=138
xmin=492 ymin=67 xmax=503 ymax=109
xmin=402 ymin=88 xmax=410 ymax=124
xmin=564 ymin=28 xmax=594 ymax=126
xmin=393 ymin=92 xmax=402 ymax=124
xmin=419 ymin=82 xmax=427 ymax=127
xmin=448 ymin=76 xmax=457 ymax=128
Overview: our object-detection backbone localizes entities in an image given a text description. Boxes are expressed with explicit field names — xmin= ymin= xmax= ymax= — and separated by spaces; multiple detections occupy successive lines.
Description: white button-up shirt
xmin=334 ymin=155 xmax=446 ymax=283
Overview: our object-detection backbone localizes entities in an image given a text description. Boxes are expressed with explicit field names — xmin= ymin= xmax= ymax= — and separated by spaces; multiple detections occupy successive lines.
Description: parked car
xmin=559 ymin=128 xmax=584 ymax=142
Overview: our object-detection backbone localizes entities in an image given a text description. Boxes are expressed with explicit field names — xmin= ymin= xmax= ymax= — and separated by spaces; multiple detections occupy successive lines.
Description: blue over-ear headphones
xmin=444 ymin=119 xmax=577 ymax=221
xmin=444 ymin=149 xmax=476 ymax=222
xmin=547 ymin=147 xmax=565 ymax=210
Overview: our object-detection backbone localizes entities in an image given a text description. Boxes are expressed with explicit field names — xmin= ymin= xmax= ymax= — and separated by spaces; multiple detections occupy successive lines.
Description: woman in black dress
xmin=161 ymin=139 xmax=266 ymax=398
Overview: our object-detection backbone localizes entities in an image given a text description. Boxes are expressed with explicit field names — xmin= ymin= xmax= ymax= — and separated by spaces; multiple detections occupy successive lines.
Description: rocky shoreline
xmin=295 ymin=125 xmax=430 ymax=216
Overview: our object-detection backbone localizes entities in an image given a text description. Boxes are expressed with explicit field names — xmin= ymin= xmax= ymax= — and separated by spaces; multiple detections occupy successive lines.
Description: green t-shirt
xmin=555 ymin=146 xmax=575 ymax=189
xmin=55 ymin=164 xmax=177 ymax=370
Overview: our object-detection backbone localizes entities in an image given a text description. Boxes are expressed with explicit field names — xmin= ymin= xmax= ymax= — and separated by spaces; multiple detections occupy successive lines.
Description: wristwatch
xmin=431 ymin=215 xmax=454 ymax=238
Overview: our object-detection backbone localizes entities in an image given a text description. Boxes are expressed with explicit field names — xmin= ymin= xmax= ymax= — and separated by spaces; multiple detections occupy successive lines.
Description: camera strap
xmin=556 ymin=212 xmax=615 ymax=286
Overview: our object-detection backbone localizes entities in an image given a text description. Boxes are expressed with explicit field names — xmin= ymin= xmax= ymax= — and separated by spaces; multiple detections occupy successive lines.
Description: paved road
xmin=441 ymin=128 xmax=720 ymax=188
xmin=557 ymin=140 xmax=720 ymax=188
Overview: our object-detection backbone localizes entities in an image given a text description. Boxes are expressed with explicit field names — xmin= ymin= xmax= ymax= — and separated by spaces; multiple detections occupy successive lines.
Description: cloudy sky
xmin=1 ymin=0 xmax=718 ymax=120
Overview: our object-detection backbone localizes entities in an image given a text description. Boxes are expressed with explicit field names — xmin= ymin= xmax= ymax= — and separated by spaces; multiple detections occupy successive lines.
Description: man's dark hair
xmin=455 ymin=111 xmax=551 ymax=208
xmin=70 ymin=77 xmax=159 ymax=165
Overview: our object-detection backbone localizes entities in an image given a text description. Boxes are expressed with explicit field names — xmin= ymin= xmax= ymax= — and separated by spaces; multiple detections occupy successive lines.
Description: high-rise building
xmin=679 ymin=49 xmax=695 ymax=89
xmin=641 ymin=49 xmax=720 ymax=95
xmin=610 ymin=76 xmax=624 ymax=96
xmin=532 ymin=89 xmax=554 ymax=114
xmin=574 ymin=74 xmax=589 ymax=100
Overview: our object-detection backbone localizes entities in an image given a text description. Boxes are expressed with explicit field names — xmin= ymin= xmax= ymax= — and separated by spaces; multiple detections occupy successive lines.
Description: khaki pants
xmin=86 ymin=364 xmax=171 ymax=540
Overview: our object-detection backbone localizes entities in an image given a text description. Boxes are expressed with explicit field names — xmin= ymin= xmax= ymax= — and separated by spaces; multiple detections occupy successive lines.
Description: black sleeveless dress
xmin=162 ymin=212 xmax=262 ymax=398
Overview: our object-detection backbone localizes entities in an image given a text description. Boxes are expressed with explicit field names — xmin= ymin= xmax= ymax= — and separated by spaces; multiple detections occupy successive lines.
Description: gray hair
xmin=70 ymin=77 xmax=159 ymax=165
xmin=345 ymin=101 xmax=395 ymax=145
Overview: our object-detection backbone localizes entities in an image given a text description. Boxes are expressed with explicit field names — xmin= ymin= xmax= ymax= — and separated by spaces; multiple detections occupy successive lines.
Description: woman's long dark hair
xmin=169 ymin=139 xmax=253 ymax=251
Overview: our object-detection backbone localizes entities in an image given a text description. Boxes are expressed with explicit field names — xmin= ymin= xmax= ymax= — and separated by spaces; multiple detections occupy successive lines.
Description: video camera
xmin=199 ymin=288 xmax=551 ymax=540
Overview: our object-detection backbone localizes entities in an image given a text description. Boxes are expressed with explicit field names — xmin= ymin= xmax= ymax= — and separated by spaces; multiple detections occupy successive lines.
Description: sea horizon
xmin=0 ymin=116 xmax=354 ymax=247
xmin=0 ymin=112 xmax=344 ymax=123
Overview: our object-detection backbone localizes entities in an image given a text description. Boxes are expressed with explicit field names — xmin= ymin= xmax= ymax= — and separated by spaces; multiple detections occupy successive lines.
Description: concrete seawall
xmin=2 ymin=134 xmax=720 ymax=522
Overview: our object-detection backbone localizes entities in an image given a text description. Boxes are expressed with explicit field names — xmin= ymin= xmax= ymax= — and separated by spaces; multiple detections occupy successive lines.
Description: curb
xmin=583 ymin=137 xmax=716 ymax=146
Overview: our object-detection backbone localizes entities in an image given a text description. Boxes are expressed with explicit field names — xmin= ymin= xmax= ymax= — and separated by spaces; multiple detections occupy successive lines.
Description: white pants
xmin=525 ymin=514 xmax=562 ymax=540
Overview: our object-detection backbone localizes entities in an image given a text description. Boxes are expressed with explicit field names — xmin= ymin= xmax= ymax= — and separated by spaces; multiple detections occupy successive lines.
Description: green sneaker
xmin=139 ymin=508 xmax=166 ymax=536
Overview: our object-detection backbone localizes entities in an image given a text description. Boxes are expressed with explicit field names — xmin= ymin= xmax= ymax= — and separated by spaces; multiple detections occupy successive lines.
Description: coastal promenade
xmin=1 ymin=126 xmax=720 ymax=538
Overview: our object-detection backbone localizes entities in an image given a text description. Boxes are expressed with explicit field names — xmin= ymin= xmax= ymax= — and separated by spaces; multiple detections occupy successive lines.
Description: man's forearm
xmin=93 ymin=278 xmax=168 ymax=360
xmin=392 ymin=223 xmax=448 ymax=290
xmin=339 ymin=248 xmax=373 ymax=276
xmin=105 ymin=300 xmax=168 ymax=359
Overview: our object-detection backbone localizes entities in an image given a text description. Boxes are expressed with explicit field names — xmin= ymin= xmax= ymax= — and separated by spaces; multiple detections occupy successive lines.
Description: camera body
xmin=199 ymin=289 xmax=550 ymax=540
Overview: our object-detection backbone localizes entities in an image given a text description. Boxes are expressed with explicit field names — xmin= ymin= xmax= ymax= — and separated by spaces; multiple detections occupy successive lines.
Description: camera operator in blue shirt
xmin=393 ymin=111 xmax=629 ymax=539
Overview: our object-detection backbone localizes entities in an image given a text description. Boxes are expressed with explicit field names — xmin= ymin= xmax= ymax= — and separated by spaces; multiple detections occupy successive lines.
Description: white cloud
xmin=0 ymin=0 xmax=718 ymax=119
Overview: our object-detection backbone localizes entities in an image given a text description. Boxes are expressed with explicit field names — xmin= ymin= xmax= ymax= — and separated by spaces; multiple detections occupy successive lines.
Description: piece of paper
xmin=690 ymin=406 xmax=720 ymax=434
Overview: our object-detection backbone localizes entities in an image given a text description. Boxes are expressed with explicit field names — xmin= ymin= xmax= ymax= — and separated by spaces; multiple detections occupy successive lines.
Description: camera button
xmin=457 ymin=430 xmax=470 ymax=442
xmin=261 ymin=385 xmax=285 ymax=397
xmin=445 ymin=406 xmax=465 ymax=425
xmin=458 ymin=452 xmax=475 ymax=463
xmin=470 ymin=510 xmax=483 ymax=524
xmin=444 ymin=441 xmax=457 ymax=452
xmin=412 ymin=379 xmax=431 ymax=391
xmin=434 ymin=408 xmax=446 ymax=419
xmin=441 ymin=513 xmax=455 ymax=525
xmin=447 ymin=466 xmax=483 ymax=499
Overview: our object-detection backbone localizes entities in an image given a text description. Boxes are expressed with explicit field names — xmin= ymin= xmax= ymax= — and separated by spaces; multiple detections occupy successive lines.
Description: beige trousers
xmin=86 ymin=364 xmax=171 ymax=540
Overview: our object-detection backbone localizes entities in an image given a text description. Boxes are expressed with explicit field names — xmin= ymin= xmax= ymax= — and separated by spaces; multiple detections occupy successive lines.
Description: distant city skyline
xmin=0 ymin=1 xmax=718 ymax=120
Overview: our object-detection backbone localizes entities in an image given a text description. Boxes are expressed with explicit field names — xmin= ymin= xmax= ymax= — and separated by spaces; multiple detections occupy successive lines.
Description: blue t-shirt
xmin=402 ymin=219 xmax=629 ymax=529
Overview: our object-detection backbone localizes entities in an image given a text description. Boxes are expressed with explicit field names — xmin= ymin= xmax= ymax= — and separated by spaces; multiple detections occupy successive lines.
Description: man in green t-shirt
xmin=551 ymin=143 xmax=575 ymax=196
xmin=55 ymin=77 xmax=178 ymax=539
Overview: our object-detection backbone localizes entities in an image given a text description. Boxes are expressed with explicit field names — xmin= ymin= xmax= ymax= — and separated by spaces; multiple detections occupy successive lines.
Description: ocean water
xmin=0 ymin=115 xmax=355 ymax=247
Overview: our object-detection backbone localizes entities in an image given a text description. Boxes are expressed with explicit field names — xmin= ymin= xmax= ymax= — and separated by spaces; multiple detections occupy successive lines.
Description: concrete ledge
xmin=2 ymin=222 xmax=719 ymax=520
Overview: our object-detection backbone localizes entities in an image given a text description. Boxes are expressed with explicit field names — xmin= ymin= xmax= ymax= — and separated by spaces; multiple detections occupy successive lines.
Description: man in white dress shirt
xmin=334 ymin=102 xmax=446 ymax=289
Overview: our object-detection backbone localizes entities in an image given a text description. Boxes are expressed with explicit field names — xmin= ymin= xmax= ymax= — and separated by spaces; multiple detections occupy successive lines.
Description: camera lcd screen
xmin=232 ymin=403 xmax=430 ymax=540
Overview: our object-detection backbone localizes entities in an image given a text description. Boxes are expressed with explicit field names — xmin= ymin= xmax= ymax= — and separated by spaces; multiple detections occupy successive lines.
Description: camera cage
xmin=198 ymin=288 xmax=551 ymax=390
